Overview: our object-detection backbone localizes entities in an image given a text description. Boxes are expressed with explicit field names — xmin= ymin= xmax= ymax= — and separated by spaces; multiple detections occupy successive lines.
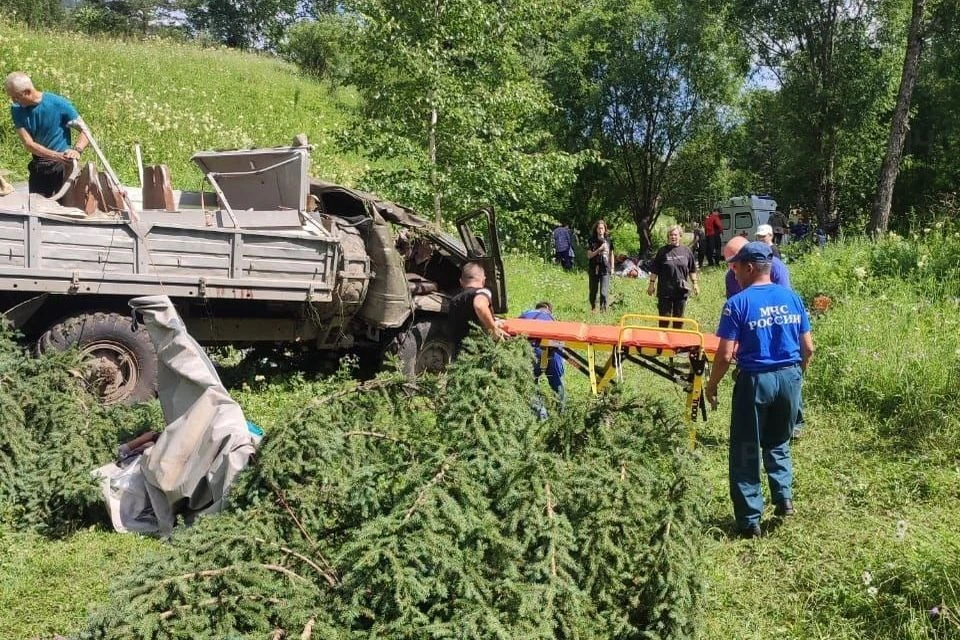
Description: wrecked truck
xmin=0 ymin=140 xmax=507 ymax=403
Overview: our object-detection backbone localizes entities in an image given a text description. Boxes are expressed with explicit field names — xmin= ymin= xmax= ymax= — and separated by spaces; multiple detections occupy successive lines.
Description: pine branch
xmin=153 ymin=563 xmax=309 ymax=588
xmin=305 ymin=378 xmax=421 ymax=413
xmin=404 ymin=454 xmax=456 ymax=522
xmin=273 ymin=487 xmax=339 ymax=584
xmin=158 ymin=595 xmax=284 ymax=620
xmin=253 ymin=537 xmax=339 ymax=588
xmin=546 ymin=482 xmax=557 ymax=578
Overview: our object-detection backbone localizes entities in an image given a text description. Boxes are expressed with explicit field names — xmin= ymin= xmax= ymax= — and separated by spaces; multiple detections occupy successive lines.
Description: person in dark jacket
xmin=586 ymin=219 xmax=613 ymax=312
xmin=647 ymin=224 xmax=699 ymax=327
xmin=551 ymin=223 xmax=575 ymax=270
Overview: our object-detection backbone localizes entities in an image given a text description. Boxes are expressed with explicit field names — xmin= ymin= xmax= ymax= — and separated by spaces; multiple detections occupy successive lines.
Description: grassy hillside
xmin=0 ymin=20 xmax=364 ymax=188
xmin=1 ymin=25 xmax=959 ymax=640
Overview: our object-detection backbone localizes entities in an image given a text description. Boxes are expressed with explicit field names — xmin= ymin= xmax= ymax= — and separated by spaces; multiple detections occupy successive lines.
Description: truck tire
xmin=398 ymin=318 xmax=456 ymax=377
xmin=36 ymin=311 xmax=159 ymax=405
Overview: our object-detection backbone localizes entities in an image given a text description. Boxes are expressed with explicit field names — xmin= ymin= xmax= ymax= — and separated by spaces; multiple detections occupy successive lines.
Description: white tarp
xmin=94 ymin=295 xmax=257 ymax=535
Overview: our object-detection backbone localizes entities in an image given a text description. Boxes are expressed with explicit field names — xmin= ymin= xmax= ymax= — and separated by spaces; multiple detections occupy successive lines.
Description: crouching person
xmin=519 ymin=301 xmax=565 ymax=420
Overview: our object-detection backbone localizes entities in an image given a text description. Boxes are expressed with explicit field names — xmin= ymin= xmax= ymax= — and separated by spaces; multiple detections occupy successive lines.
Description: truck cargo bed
xmin=0 ymin=209 xmax=340 ymax=302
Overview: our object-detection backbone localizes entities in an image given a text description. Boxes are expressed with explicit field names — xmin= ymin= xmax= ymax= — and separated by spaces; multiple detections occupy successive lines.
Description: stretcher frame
xmin=502 ymin=314 xmax=719 ymax=446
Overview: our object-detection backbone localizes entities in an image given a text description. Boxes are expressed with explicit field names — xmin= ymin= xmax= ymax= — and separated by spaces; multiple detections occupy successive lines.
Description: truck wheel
xmin=36 ymin=312 xmax=159 ymax=405
xmin=398 ymin=319 xmax=456 ymax=377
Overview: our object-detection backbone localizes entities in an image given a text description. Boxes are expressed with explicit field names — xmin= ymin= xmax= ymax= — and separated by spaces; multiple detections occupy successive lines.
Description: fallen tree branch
xmin=301 ymin=616 xmax=316 ymax=639
xmin=159 ymin=595 xmax=283 ymax=620
xmin=404 ymin=454 xmax=456 ymax=522
xmin=253 ymin=537 xmax=339 ymax=587
xmin=153 ymin=562 xmax=308 ymax=589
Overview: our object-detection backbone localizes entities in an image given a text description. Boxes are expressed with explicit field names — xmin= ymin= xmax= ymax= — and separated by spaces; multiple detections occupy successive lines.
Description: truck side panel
xmin=0 ymin=210 xmax=342 ymax=303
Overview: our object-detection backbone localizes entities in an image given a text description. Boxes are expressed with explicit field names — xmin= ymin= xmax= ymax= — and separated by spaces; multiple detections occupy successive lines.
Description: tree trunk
xmin=632 ymin=197 xmax=659 ymax=257
xmin=429 ymin=104 xmax=441 ymax=225
xmin=868 ymin=0 xmax=927 ymax=236
xmin=814 ymin=141 xmax=837 ymax=231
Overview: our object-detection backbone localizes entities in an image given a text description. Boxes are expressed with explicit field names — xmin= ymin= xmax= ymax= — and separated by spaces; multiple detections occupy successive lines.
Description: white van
xmin=716 ymin=195 xmax=777 ymax=244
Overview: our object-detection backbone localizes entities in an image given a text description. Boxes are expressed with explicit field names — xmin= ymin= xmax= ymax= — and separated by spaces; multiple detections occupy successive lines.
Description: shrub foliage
xmin=81 ymin=335 xmax=706 ymax=639
xmin=0 ymin=322 xmax=162 ymax=536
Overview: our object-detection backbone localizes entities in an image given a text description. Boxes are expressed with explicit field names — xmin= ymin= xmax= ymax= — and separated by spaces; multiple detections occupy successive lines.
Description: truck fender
xmin=2 ymin=294 xmax=49 ymax=329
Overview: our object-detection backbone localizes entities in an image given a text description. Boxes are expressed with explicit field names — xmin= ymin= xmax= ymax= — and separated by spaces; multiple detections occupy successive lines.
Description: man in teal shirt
xmin=5 ymin=71 xmax=88 ymax=198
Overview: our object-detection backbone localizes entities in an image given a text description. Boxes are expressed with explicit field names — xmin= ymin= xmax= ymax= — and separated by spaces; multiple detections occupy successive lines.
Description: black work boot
xmin=739 ymin=524 xmax=762 ymax=539
xmin=774 ymin=499 xmax=795 ymax=517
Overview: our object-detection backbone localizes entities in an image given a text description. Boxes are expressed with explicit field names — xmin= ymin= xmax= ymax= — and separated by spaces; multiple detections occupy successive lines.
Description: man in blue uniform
xmin=518 ymin=301 xmax=565 ymax=418
xmin=722 ymin=234 xmax=808 ymax=439
xmin=5 ymin=71 xmax=88 ymax=198
xmin=704 ymin=242 xmax=815 ymax=539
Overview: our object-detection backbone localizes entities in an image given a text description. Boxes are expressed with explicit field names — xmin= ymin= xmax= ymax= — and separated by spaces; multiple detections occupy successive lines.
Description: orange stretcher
xmin=500 ymin=314 xmax=720 ymax=443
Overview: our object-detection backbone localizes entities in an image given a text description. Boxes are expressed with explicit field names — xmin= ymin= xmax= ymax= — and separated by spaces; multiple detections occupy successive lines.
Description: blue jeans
xmin=729 ymin=365 xmax=802 ymax=529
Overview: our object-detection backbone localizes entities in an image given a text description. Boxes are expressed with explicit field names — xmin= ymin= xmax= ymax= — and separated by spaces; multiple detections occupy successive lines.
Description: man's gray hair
xmin=4 ymin=72 xmax=33 ymax=94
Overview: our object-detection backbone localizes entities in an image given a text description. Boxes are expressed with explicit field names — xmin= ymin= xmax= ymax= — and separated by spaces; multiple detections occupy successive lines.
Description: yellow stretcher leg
xmin=595 ymin=352 xmax=619 ymax=392
xmin=587 ymin=344 xmax=597 ymax=394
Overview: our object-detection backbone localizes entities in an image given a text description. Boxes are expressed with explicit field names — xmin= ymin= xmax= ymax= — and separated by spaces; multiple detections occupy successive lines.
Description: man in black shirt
xmin=448 ymin=262 xmax=503 ymax=357
xmin=647 ymin=224 xmax=700 ymax=328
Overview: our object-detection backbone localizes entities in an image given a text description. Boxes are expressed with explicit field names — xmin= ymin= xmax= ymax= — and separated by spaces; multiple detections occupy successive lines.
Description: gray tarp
xmin=94 ymin=295 xmax=257 ymax=535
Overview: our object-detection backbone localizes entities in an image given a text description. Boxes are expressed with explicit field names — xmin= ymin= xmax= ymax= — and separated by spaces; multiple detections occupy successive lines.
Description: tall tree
xmin=868 ymin=0 xmax=928 ymax=235
xmin=183 ymin=0 xmax=298 ymax=49
xmin=344 ymin=0 xmax=582 ymax=237
xmin=733 ymin=0 xmax=905 ymax=230
xmin=550 ymin=0 xmax=744 ymax=253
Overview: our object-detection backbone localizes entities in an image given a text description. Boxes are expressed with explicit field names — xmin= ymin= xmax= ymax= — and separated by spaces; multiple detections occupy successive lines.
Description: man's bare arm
xmin=473 ymin=294 xmax=502 ymax=338
xmin=15 ymin=128 xmax=67 ymax=161
xmin=800 ymin=332 xmax=814 ymax=372
xmin=704 ymin=338 xmax=736 ymax=409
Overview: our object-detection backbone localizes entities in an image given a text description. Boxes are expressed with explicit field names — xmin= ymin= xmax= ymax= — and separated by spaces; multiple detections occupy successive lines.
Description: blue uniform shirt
xmin=717 ymin=283 xmax=810 ymax=373
xmin=725 ymin=256 xmax=791 ymax=298
xmin=11 ymin=92 xmax=78 ymax=153
xmin=519 ymin=309 xmax=564 ymax=387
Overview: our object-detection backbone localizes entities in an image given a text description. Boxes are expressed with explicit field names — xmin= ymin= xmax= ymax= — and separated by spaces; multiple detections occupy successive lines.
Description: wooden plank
xmin=41 ymin=260 xmax=135 ymax=274
xmin=39 ymin=246 xmax=135 ymax=264
xmin=40 ymin=227 xmax=136 ymax=249
xmin=0 ymin=221 xmax=24 ymax=242
xmin=144 ymin=235 xmax=231 ymax=254
xmin=148 ymin=253 xmax=231 ymax=270
xmin=241 ymin=258 xmax=328 ymax=277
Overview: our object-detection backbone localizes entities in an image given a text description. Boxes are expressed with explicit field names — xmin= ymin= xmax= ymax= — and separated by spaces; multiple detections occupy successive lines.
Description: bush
xmin=0 ymin=0 xmax=63 ymax=27
xmin=280 ymin=15 xmax=358 ymax=84
xmin=0 ymin=321 xmax=163 ymax=536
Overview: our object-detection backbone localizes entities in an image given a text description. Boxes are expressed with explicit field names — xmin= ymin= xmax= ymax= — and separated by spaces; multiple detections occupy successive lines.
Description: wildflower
xmin=895 ymin=519 xmax=908 ymax=539
xmin=936 ymin=221 xmax=944 ymax=229
xmin=853 ymin=267 xmax=867 ymax=280
xmin=867 ymin=586 xmax=878 ymax=598
xmin=862 ymin=570 xmax=873 ymax=586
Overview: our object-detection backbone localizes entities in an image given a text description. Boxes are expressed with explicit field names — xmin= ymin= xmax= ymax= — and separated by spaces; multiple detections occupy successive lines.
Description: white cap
xmin=756 ymin=224 xmax=774 ymax=237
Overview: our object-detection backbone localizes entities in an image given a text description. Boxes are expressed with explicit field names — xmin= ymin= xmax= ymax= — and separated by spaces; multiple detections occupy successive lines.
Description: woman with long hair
xmin=586 ymin=220 xmax=614 ymax=312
